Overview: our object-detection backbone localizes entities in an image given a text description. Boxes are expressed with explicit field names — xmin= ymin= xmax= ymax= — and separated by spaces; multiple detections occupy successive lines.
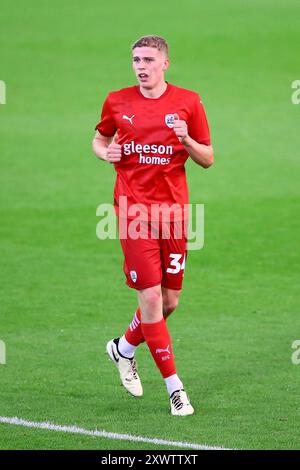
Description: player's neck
xmin=139 ymin=81 xmax=168 ymax=99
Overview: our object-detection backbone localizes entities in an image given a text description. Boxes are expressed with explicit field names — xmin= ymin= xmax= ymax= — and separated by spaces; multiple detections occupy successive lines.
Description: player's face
xmin=132 ymin=47 xmax=169 ymax=89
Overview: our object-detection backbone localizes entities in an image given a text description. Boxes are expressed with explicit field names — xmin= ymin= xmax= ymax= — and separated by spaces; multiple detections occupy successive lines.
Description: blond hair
xmin=131 ymin=35 xmax=169 ymax=56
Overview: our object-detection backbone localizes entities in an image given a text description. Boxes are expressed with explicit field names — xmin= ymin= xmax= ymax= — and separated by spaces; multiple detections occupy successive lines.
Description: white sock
xmin=164 ymin=374 xmax=184 ymax=396
xmin=118 ymin=335 xmax=137 ymax=359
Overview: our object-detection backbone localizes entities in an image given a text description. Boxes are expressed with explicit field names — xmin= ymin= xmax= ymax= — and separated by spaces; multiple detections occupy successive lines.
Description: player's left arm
xmin=180 ymin=131 xmax=214 ymax=168
xmin=173 ymin=97 xmax=214 ymax=169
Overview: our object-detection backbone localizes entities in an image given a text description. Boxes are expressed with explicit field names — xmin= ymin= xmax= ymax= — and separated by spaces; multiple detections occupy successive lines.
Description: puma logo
xmin=122 ymin=114 xmax=135 ymax=125
xmin=155 ymin=345 xmax=170 ymax=355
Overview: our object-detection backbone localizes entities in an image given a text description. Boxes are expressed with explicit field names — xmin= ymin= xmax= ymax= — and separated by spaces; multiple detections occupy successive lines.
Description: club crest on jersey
xmin=130 ymin=271 xmax=137 ymax=283
xmin=165 ymin=114 xmax=175 ymax=128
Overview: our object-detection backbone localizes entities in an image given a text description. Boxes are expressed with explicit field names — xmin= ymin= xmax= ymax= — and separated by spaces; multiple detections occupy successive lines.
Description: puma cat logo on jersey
xmin=122 ymin=114 xmax=135 ymax=125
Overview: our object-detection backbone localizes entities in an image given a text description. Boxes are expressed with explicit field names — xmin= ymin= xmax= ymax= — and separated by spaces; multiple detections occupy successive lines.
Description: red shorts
xmin=118 ymin=218 xmax=187 ymax=290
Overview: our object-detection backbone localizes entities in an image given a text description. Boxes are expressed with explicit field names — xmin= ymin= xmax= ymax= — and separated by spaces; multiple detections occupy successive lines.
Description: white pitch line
xmin=0 ymin=416 xmax=232 ymax=450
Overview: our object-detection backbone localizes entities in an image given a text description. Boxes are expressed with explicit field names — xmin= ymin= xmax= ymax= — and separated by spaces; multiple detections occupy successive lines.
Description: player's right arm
xmin=92 ymin=130 xmax=122 ymax=163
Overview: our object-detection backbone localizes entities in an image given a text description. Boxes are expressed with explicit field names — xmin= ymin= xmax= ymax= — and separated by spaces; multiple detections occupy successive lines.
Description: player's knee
xmin=141 ymin=286 xmax=162 ymax=310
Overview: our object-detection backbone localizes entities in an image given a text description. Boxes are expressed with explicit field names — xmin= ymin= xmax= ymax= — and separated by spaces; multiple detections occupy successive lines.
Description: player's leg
xmin=158 ymin=220 xmax=194 ymax=415
xmin=118 ymin=287 xmax=180 ymax=358
xmin=138 ymin=284 xmax=193 ymax=415
xmin=162 ymin=287 xmax=181 ymax=319
xmin=118 ymin=307 xmax=144 ymax=359
xmin=138 ymin=285 xmax=179 ymax=388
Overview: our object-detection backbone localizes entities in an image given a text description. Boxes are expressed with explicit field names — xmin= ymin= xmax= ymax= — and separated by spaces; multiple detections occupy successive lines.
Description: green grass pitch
xmin=0 ymin=0 xmax=299 ymax=450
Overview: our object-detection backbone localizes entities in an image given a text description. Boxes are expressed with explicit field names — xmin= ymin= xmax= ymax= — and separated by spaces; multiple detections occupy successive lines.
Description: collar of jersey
xmin=135 ymin=81 xmax=171 ymax=101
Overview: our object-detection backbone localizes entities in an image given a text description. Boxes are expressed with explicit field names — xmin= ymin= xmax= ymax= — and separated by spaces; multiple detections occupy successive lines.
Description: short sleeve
xmin=188 ymin=95 xmax=211 ymax=145
xmin=95 ymin=94 xmax=117 ymax=137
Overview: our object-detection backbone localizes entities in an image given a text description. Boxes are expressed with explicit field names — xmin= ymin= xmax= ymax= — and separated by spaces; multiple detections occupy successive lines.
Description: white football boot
xmin=170 ymin=389 xmax=194 ymax=416
xmin=106 ymin=338 xmax=143 ymax=397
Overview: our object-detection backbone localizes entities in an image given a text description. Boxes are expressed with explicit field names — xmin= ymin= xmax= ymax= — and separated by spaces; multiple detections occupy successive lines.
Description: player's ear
xmin=162 ymin=56 xmax=169 ymax=71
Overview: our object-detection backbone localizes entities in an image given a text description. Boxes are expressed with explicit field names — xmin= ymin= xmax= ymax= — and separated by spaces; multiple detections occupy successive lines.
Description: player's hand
xmin=106 ymin=143 xmax=122 ymax=163
xmin=173 ymin=113 xmax=188 ymax=143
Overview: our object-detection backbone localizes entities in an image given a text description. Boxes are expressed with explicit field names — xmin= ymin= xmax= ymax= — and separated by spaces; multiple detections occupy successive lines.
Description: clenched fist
xmin=106 ymin=143 xmax=122 ymax=163
xmin=173 ymin=113 xmax=188 ymax=143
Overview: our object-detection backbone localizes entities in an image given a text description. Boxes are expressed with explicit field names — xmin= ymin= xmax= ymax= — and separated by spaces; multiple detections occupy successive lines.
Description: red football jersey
xmin=95 ymin=83 xmax=211 ymax=220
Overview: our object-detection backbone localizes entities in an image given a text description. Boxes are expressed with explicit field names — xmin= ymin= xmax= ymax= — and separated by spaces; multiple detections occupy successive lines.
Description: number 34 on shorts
xmin=167 ymin=253 xmax=186 ymax=274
